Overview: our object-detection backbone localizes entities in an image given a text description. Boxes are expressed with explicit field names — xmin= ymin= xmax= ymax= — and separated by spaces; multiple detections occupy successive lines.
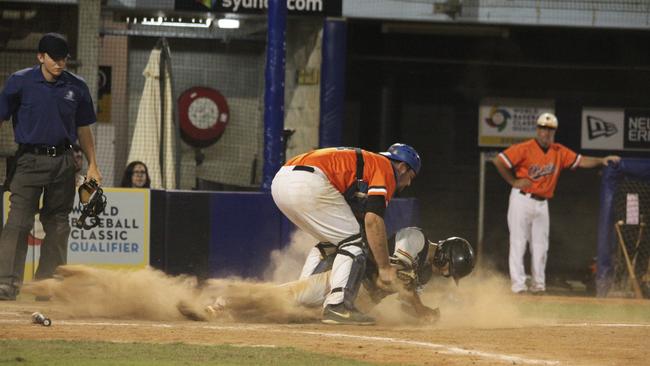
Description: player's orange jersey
xmin=498 ymin=139 xmax=581 ymax=199
xmin=285 ymin=147 xmax=397 ymax=205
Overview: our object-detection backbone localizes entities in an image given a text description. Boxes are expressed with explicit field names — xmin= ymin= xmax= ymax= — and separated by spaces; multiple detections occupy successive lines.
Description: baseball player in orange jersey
xmin=493 ymin=113 xmax=620 ymax=294
xmin=271 ymin=144 xmax=420 ymax=325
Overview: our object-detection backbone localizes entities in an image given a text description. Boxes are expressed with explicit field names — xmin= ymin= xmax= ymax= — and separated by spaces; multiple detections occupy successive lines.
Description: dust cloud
xmin=369 ymin=264 xmax=538 ymax=329
xmin=22 ymin=265 xmax=200 ymax=320
xmin=263 ymin=230 xmax=315 ymax=283
xmin=22 ymin=264 xmax=320 ymax=323
xmin=22 ymin=235 xmax=538 ymax=328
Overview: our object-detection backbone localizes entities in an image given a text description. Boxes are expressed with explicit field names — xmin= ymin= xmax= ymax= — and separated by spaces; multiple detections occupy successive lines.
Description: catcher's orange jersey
xmin=285 ymin=148 xmax=397 ymax=205
xmin=498 ymin=139 xmax=581 ymax=199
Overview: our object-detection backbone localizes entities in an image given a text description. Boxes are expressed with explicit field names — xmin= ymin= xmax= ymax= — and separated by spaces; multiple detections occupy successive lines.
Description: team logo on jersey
xmin=485 ymin=107 xmax=510 ymax=132
xmin=528 ymin=164 xmax=555 ymax=180
xmin=587 ymin=115 xmax=617 ymax=139
xmin=64 ymin=90 xmax=76 ymax=102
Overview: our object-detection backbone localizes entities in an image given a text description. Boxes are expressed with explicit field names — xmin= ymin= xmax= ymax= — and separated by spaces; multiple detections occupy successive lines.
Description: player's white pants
xmin=272 ymin=166 xmax=361 ymax=307
xmin=507 ymin=188 xmax=549 ymax=293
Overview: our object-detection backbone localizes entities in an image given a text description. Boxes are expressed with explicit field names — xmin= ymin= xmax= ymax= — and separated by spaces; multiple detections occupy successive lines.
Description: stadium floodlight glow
xmin=217 ymin=19 xmax=240 ymax=29
xmin=141 ymin=16 xmax=213 ymax=28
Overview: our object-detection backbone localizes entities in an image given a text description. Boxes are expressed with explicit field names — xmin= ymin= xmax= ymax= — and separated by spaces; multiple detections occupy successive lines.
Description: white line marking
xmin=10 ymin=319 xmax=650 ymax=365
xmin=296 ymin=330 xmax=559 ymax=365
xmin=0 ymin=311 xmax=21 ymax=316
xmin=557 ymin=322 xmax=650 ymax=328
xmin=232 ymin=344 xmax=277 ymax=348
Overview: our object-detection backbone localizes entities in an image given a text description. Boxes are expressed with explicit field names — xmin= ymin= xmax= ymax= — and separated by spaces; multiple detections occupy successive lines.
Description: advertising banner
xmin=479 ymin=98 xmax=554 ymax=147
xmin=581 ymin=107 xmax=650 ymax=151
xmin=3 ymin=188 xmax=150 ymax=281
xmin=175 ymin=0 xmax=342 ymax=16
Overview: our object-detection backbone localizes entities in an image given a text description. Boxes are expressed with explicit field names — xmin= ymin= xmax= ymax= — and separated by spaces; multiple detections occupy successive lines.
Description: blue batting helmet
xmin=380 ymin=143 xmax=421 ymax=174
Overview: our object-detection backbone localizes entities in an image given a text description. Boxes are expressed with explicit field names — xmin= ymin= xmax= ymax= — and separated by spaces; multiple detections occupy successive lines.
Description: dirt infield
xmin=1 ymin=296 xmax=650 ymax=366
xmin=2 ymin=265 xmax=649 ymax=365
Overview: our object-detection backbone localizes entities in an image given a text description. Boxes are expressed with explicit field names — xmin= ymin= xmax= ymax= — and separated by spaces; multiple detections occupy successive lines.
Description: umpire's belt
xmin=20 ymin=143 xmax=72 ymax=157
xmin=519 ymin=190 xmax=547 ymax=202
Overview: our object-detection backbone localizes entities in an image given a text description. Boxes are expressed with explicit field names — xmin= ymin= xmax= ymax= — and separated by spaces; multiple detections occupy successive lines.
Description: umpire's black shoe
xmin=0 ymin=284 xmax=16 ymax=301
xmin=322 ymin=303 xmax=375 ymax=325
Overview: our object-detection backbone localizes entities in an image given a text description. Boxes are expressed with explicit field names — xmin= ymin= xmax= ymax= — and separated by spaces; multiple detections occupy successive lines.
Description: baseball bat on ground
xmin=631 ymin=221 xmax=645 ymax=267
xmin=614 ymin=221 xmax=644 ymax=299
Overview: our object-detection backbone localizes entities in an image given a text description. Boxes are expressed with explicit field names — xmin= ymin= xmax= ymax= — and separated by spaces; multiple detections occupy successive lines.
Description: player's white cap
xmin=536 ymin=113 xmax=558 ymax=129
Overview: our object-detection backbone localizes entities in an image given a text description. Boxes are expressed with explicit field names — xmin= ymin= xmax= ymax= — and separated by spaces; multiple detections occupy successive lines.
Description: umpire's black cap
xmin=38 ymin=33 xmax=69 ymax=61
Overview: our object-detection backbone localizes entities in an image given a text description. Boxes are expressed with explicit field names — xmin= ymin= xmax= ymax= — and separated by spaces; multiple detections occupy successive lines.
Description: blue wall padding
xmin=150 ymin=190 xmax=212 ymax=278
xmin=597 ymin=158 xmax=650 ymax=296
xmin=262 ymin=0 xmax=287 ymax=191
xmin=384 ymin=198 xmax=420 ymax=236
xmin=208 ymin=192 xmax=286 ymax=278
xmin=596 ymin=163 xmax=618 ymax=296
xmin=205 ymin=193 xmax=419 ymax=279
xmin=149 ymin=189 xmax=167 ymax=271
xmin=319 ymin=19 xmax=348 ymax=148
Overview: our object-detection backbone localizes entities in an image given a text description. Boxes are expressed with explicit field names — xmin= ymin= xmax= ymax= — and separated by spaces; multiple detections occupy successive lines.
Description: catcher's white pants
xmin=507 ymin=188 xmax=549 ymax=293
xmin=272 ymin=166 xmax=361 ymax=307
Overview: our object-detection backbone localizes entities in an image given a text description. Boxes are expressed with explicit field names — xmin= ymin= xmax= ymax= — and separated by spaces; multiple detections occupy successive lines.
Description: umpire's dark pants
xmin=0 ymin=151 xmax=76 ymax=295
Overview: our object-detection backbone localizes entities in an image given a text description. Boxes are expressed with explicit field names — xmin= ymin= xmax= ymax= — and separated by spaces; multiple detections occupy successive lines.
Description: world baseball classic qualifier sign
xmin=479 ymin=98 xmax=554 ymax=147
xmin=67 ymin=188 xmax=150 ymax=267
xmin=581 ymin=107 xmax=650 ymax=151
xmin=3 ymin=188 xmax=150 ymax=281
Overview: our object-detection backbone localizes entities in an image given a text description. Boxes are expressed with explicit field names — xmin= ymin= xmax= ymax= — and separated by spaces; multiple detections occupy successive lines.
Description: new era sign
xmin=587 ymin=116 xmax=618 ymax=139
xmin=623 ymin=109 xmax=650 ymax=149
xmin=582 ymin=107 xmax=650 ymax=151
xmin=581 ymin=108 xmax=624 ymax=150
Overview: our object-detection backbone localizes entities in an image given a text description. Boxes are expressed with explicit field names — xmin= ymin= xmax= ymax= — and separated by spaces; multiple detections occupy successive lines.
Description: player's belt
xmin=519 ymin=190 xmax=547 ymax=201
xmin=293 ymin=165 xmax=315 ymax=173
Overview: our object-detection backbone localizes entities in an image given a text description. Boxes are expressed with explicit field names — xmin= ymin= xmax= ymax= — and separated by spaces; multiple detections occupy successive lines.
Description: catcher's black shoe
xmin=321 ymin=303 xmax=375 ymax=325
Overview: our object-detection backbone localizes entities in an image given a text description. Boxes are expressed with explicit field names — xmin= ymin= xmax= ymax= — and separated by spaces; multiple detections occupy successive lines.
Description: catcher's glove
xmin=75 ymin=178 xmax=106 ymax=230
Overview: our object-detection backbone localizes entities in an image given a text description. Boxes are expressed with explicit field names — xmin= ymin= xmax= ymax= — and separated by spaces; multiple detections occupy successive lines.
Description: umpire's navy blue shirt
xmin=0 ymin=65 xmax=96 ymax=145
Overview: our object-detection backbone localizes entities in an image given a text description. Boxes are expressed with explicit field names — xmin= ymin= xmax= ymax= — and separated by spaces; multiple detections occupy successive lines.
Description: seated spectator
xmin=120 ymin=161 xmax=151 ymax=188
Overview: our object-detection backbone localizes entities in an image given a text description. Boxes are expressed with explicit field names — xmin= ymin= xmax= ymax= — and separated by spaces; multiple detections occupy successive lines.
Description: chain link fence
xmin=611 ymin=177 xmax=650 ymax=298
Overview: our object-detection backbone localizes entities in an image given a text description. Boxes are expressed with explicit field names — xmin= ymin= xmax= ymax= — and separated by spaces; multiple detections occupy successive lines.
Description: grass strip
xmin=0 ymin=340 xmax=390 ymax=366
xmin=517 ymin=301 xmax=650 ymax=322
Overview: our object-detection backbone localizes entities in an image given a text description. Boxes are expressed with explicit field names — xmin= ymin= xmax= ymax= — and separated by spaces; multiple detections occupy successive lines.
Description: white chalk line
xmin=293 ymin=330 xmax=559 ymax=366
xmin=555 ymin=322 xmax=650 ymax=328
xmin=0 ymin=317 xmax=558 ymax=366
xmin=3 ymin=318 xmax=650 ymax=365
xmin=0 ymin=311 xmax=22 ymax=316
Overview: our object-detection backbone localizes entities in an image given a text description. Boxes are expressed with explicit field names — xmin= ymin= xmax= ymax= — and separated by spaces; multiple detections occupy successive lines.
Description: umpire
xmin=0 ymin=33 xmax=102 ymax=300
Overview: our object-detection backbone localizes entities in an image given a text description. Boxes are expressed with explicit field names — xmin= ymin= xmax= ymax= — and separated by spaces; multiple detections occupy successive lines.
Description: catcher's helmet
xmin=536 ymin=112 xmax=558 ymax=129
xmin=75 ymin=178 xmax=107 ymax=230
xmin=433 ymin=237 xmax=475 ymax=285
xmin=380 ymin=143 xmax=421 ymax=174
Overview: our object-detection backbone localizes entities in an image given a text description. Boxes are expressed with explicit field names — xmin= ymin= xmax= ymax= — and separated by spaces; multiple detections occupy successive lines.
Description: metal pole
xmin=478 ymin=151 xmax=486 ymax=264
xmin=262 ymin=0 xmax=288 ymax=191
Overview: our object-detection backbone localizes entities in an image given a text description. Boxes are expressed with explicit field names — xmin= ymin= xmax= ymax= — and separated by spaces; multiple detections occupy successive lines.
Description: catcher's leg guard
xmin=324 ymin=237 xmax=368 ymax=308
xmin=299 ymin=242 xmax=337 ymax=279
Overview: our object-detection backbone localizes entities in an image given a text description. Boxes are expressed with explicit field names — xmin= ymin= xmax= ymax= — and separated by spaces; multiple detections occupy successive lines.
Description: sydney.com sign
xmin=176 ymin=0 xmax=342 ymax=16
